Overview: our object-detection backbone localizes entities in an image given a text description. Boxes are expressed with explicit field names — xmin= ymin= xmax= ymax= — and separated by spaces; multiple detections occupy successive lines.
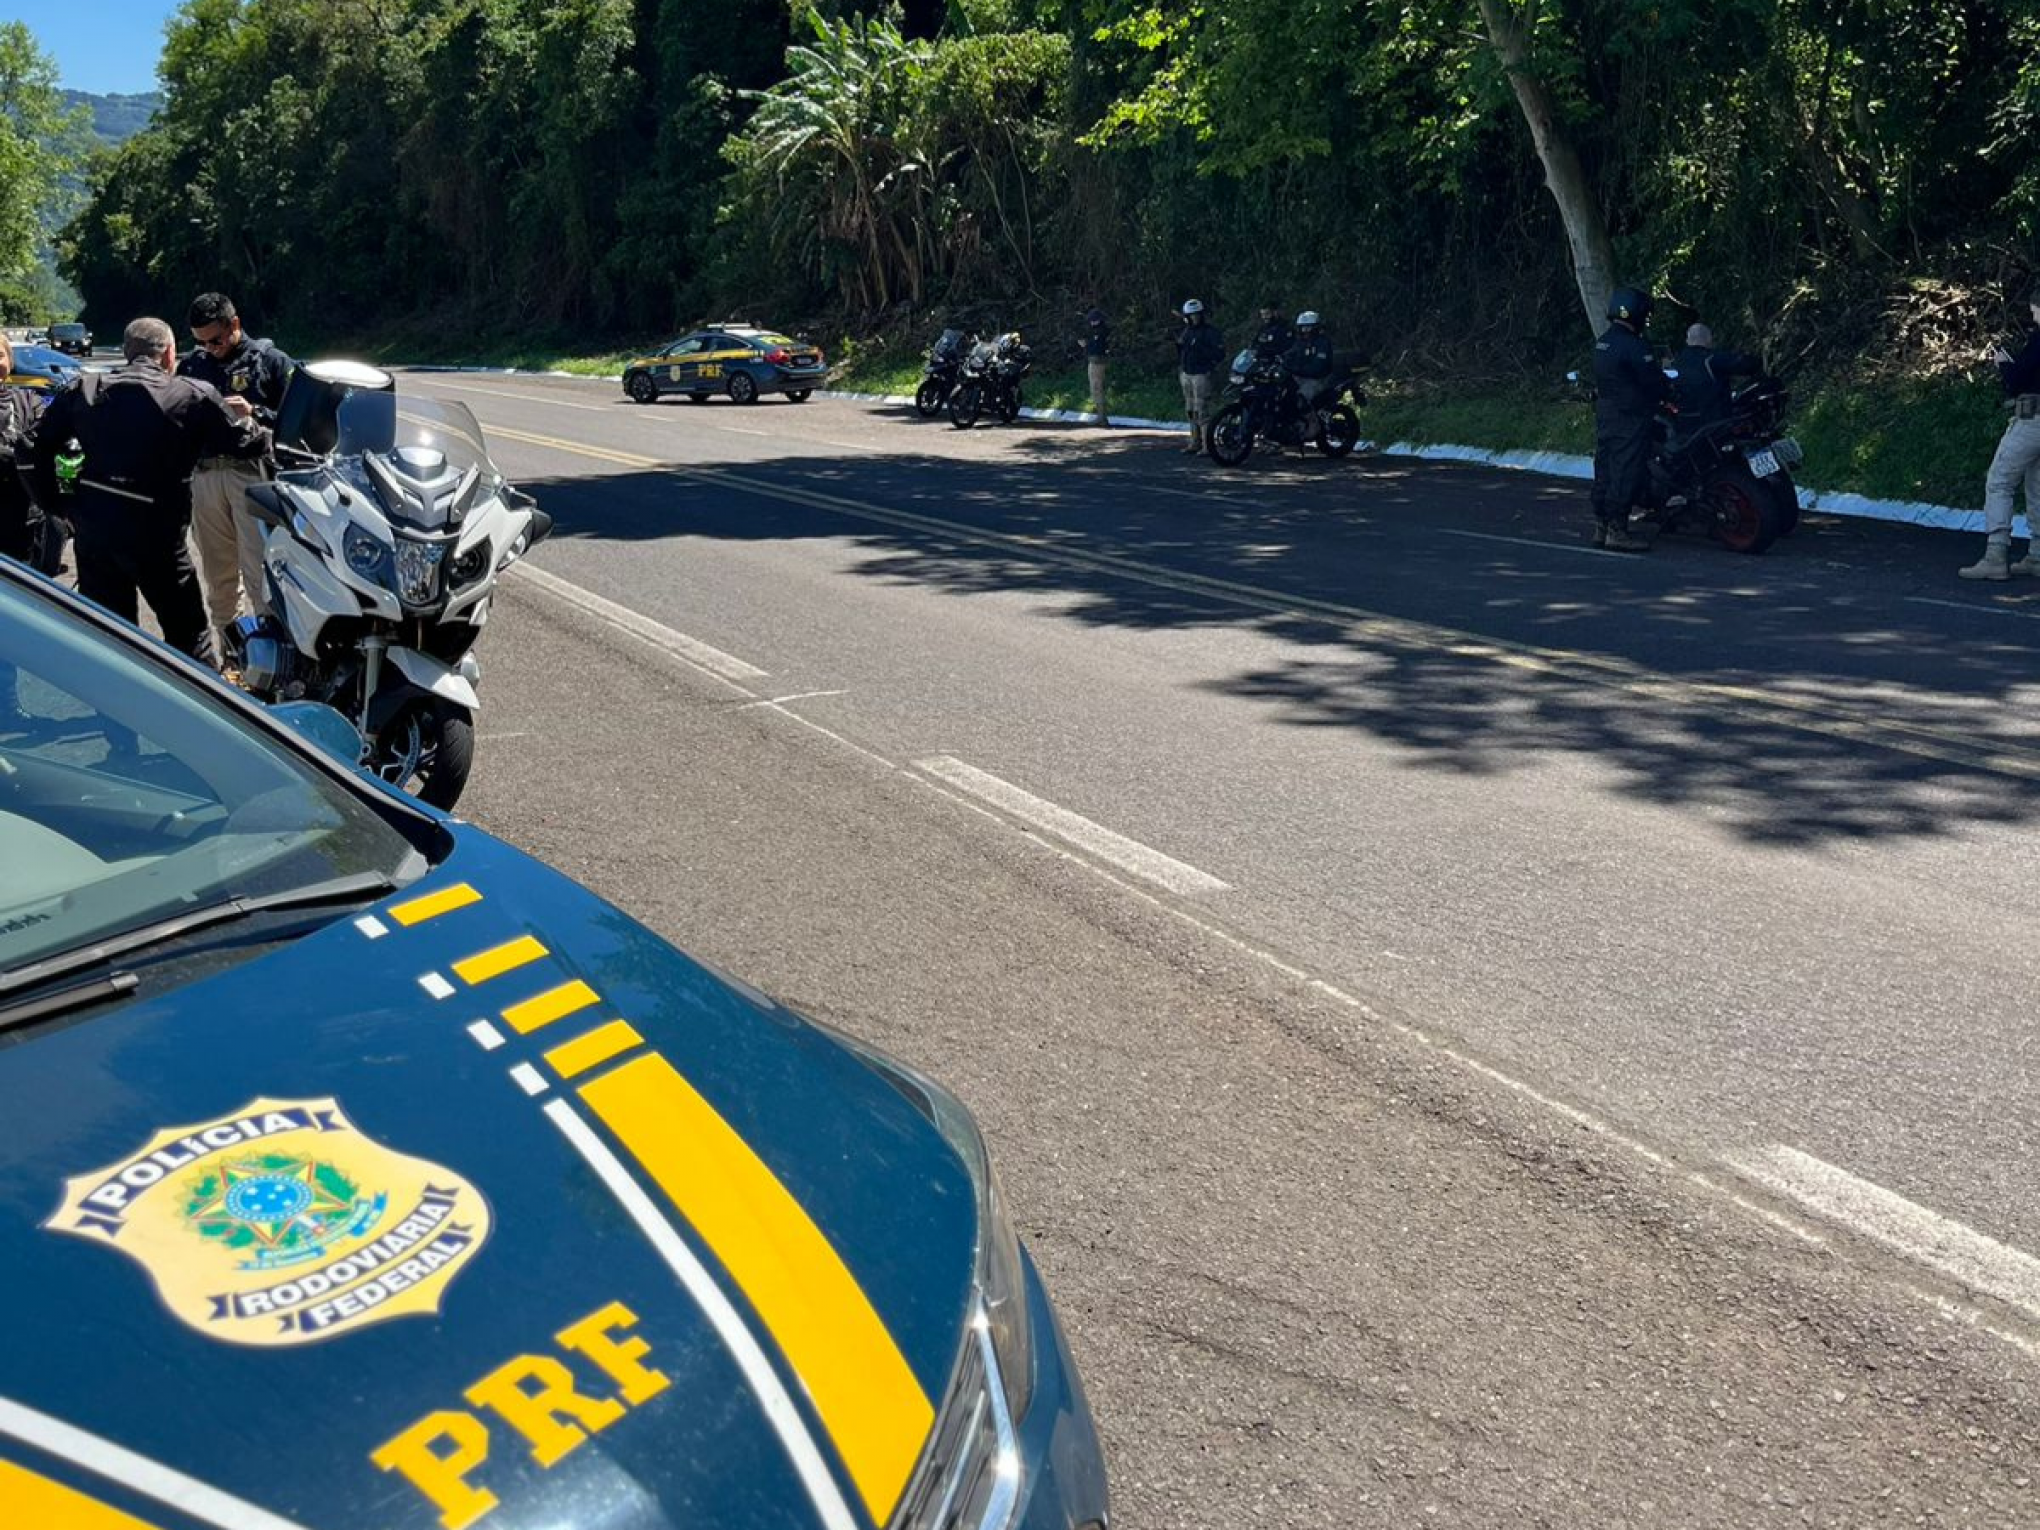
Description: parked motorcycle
xmin=949 ymin=333 xmax=1032 ymax=429
xmin=1568 ymin=369 xmax=1803 ymax=554
xmin=916 ymin=328 xmax=974 ymax=418
xmin=230 ymin=360 xmax=552 ymax=809
xmin=1205 ymin=349 xmax=1366 ymax=467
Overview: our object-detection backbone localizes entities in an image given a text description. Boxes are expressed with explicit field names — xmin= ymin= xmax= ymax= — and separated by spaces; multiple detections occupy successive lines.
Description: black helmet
xmin=1607 ymin=286 xmax=1653 ymax=327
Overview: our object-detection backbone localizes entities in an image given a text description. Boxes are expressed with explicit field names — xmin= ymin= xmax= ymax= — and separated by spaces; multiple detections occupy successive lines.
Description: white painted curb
xmin=405 ymin=366 xmax=2013 ymax=537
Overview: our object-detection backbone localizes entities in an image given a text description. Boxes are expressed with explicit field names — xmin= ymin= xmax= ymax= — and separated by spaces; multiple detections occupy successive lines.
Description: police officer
xmin=1668 ymin=322 xmax=1762 ymax=442
xmin=1960 ymin=285 xmax=2040 ymax=581
xmin=1082 ymin=307 xmax=1111 ymax=424
xmin=0 ymin=335 xmax=44 ymax=567
xmin=1175 ymin=299 xmax=1226 ymax=454
xmin=1590 ymin=286 xmax=1670 ymax=552
xmin=177 ymin=292 xmax=294 ymax=644
xmin=1284 ymin=311 xmax=1335 ymax=411
xmin=31 ymin=318 xmax=267 ymax=666
xmin=1252 ymin=303 xmax=1293 ymax=361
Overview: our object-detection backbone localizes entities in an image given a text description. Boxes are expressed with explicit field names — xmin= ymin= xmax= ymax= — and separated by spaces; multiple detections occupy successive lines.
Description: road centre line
xmin=1907 ymin=596 xmax=2040 ymax=621
xmin=1728 ymin=1145 xmax=2040 ymax=1326
xmin=480 ymin=419 xmax=2040 ymax=784
xmin=426 ymin=378 xmax=612 ymax=412
xmin=914 ymin=756 xmax=1228 ymax=895
xmin=511 ymin=562 xmax=769 ymax=682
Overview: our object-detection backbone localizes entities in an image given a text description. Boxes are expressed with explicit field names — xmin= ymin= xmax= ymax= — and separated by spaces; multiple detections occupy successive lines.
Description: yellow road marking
xmin=545 ymin=1020 xmax=645 ymax=1079
xmin=577 ymin=1052 xmax=933 ymax=1524
xmin=453 ymin=935 xmax=549 ymax=986
xmin=389 ymin=883 xmax=483 ymax=926
xmin=501 ymin=980 xmax=601 ymax=1035
xmin=478 ymin=417 xmax=2040 ymax=785
xmin=0 ymin=1459 xmax=164 ymax=1529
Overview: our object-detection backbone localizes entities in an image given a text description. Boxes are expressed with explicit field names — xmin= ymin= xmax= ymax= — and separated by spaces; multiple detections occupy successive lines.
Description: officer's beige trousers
xmin=191 ymin=458 xmax=270 ymax=628
xmin=1985 ymin=414 xmax=2040 ymax=545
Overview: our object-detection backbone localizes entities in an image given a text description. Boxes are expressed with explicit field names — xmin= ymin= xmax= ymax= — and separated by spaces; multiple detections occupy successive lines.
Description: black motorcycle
xmin=915 ymin=328 xmax=974 ymax=418
xmin=1205 ymin=349 xmax=1366 ymax=467
xmin=1569 ymin=369 xmax=1803 ymax=554
xmin=949 ymin=333 xmax=1032 ymax=429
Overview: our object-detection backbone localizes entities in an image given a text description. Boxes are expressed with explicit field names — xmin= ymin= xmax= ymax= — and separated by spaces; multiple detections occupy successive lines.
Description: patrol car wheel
xmin=625 ymin=372 xmax=658 ymax=404
xmin=727 ymin=372 xmax=760 ymax=405
xmin=787 ymin=390 xmax=812 ymax=403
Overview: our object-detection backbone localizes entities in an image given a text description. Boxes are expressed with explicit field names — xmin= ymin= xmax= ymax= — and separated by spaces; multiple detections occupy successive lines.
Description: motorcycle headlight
xmin=447 ymin=542 xmax=490 ymax=587
xmin=343 ymin=524 xmax=390 ymax=582
xmin=393 ymin=535 xmax=447 ymax=609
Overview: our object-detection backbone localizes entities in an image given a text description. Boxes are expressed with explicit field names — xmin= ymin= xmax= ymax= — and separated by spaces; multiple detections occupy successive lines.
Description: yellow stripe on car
xmin=388 ymin=883 xmax=483 ymax=926
xmin=501 ymin=980 xmax=601 ymax=1034
xmin=577 ymin=1053 xmax=934 ymax=1525
xmin=544 ymin=1020 xmax=644 ymax=1079
xmin=453 ymin=935 xmax=549 ymax=985
xmin=0 ymin=1459 xmax=165 ymax=1529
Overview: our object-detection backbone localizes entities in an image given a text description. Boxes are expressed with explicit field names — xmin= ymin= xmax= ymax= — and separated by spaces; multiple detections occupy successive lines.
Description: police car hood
xmin=0 ymin=831 xmax=978 ymax=1530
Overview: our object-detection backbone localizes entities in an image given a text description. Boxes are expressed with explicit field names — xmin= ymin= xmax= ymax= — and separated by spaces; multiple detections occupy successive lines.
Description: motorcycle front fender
xmin=387 ymin=645 xmax=481 ymax=711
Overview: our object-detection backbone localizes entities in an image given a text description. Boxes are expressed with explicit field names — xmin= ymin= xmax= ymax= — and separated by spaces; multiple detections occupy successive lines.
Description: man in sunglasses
xmin=176 ymin=292 xmax=295 ymax=649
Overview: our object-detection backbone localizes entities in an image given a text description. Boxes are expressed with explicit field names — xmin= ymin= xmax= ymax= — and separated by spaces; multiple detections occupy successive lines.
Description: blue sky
xmin=1 ymin=3 xmax=178 ymax=95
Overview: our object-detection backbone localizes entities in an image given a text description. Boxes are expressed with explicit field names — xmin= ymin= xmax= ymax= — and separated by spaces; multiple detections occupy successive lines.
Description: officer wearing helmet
xmin=1590 ymin=286 xmax=1670 ymax=551
xmin=1285 ymin=311 xmax=1335 ymax=410
xmin=1175 ymin=299 xmax=1226 ymax=454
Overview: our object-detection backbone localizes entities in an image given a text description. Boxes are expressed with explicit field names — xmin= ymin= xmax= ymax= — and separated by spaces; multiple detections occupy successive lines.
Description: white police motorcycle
xmin=230 ymin=361 xmax=551 ymax=809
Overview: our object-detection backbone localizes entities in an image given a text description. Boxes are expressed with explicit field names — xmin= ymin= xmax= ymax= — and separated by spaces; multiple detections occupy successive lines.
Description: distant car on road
xmin=5 ymin=343 xmax=85 ymax=396
xmin=623 ymin=324 xmax=827 ymax=406
xmin=47 ymin=321 xmax=92 ymax=357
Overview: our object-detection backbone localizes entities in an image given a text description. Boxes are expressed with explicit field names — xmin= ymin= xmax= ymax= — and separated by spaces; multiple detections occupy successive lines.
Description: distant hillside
xmin=61 ymin=90 xmax=162 ymax=147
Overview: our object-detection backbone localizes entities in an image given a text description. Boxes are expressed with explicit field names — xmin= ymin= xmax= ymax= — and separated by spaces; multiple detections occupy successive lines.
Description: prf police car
xmin=0 ymin=559 xmax=1110 ymax=1530
xmin=622 ymin=325 xmax=827 ymax=406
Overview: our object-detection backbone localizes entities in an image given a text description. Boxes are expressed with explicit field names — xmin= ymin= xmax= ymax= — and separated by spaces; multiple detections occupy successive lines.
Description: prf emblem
xmin=47 ymin=1096 xmax=491 ymax=1346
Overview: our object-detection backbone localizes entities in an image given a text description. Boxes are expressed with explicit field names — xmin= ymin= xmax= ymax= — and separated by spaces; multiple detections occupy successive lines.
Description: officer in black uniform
xmin=176 ymin=291 xmax=294 ymax=643
xmin=1284 ymin=311 xmax=1335 ymax=413
xmin=0 ymin=334 xmax=44 ymax=567
xmin=1667 ymin=322 xmax=1762 ymax=442
xmin=1251 ymin=304 xmax=1293 ymax=361
xmin=31 ymin=317 xmax=267 ymax=666
xmin=1590 ymin=287 xmax=1670 ymax=552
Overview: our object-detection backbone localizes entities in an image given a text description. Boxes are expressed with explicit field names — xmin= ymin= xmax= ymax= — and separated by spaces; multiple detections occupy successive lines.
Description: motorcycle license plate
xmin=1746 ymin=447 xmax=1780 ymax=478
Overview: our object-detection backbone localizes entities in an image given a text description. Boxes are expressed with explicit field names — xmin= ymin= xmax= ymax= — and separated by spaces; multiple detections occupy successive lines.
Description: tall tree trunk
xmin=1476 ymin=0 xmax=1617 ymax=340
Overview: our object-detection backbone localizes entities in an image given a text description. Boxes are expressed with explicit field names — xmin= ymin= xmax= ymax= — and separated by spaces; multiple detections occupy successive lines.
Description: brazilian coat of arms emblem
xmin=47 ymin=1096 xmax=492 ymax=1346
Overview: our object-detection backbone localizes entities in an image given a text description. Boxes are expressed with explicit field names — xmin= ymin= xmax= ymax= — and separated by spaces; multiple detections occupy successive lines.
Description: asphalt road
xmin=418 ymin=371 xmax=2040 ymax=1525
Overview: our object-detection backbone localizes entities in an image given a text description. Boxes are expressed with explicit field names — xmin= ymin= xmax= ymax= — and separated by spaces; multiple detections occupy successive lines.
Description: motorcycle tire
xmin=949 ymin=384 xmax=983 ymax=430
xmin=994 ymin=388 xmax=1021 ymax=425
xmin=1206 ymin=405 xmax=1255 ymax=467
xmin=1316 ymin=404 xmax=1361 ymax=459
xmin=914 ymin=379 xmax=948 ymax=418
xmin=1704 ymin=466 xmax=1785 ymax=555
xmin=1757 ymin=471 xmax=1801 ymax=537
xmin=374 ymin=698 xmax=475 ymax=811
xmin=625 ymin=372 xmax=658 ymax=405
xmin=786 ymin=390 xmax=812 ymax=403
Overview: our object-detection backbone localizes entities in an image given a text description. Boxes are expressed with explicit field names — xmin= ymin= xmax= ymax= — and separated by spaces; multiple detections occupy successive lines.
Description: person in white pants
xmin=1961 ymin=290 xmax=2040 ymax=582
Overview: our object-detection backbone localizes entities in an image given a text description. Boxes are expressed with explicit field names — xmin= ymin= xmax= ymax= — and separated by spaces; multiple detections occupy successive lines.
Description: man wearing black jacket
xmin=32 ymin=318 xmax=267 ymax=665
xmin=1590 ymin=287 xmax=1670 ymax=551
xmin=1668 ymin=323 xmax=1762 ymax=442
xmin=1174 ymin=299 xmax=1227 ymax=454
xmin=1960 ymin=288 xmax=2040 ymax=581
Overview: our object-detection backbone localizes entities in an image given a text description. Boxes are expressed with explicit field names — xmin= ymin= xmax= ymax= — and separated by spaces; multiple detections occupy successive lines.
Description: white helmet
xmin=1296 ymin=310 xmax=1321 ymax=328
xmin=1181 ymin=298 xmax=1205 ymax=317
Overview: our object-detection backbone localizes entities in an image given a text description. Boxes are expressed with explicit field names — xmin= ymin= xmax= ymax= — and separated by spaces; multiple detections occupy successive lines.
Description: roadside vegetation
xmin=58 ymin=0 xmax=2040 ymax=510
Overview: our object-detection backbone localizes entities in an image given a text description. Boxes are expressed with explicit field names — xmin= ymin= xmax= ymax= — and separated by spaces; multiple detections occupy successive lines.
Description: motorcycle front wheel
xmin=374 ymin=698 xmax=475 ymax=811
xmin=1206 ymin=404 xmax=1255 ymax=467
xmin=915 ymin=379 xmax=948 ymax=418
xmin=949 ymin=383 xmax=983 ymax=430
xmin=994 ymin=387 xmax=1021 ymax=425
xmin=1316 ymin=404 xmax=1361 ymax=458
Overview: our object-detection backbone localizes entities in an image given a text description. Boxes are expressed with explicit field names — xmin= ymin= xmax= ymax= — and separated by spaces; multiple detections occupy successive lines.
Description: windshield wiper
xmin=0 ymin=971 xmax=139 ymax=1034
xmin=0 ymin=870 xmax=404 ymax=1002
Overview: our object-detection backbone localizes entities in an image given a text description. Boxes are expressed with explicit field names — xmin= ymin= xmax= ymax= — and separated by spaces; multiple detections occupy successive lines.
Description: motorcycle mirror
xmin=1663 ymin=368 xmax=1680 ymax=379
xmin=1564 ymin=370 xmax=1580 ymax=383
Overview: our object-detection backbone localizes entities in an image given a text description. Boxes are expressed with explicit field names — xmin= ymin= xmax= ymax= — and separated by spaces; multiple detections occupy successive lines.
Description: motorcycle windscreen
xmin=379 ymin=396 xmax=506 ymax=530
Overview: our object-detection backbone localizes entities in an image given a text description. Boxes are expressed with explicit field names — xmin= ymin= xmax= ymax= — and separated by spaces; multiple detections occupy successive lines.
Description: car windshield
xmin=0 ymin=576 xmax=429 ymax=976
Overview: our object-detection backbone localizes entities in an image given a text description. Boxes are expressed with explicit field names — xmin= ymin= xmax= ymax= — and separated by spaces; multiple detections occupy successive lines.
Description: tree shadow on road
xmin=508 ymin=405 xmax=2040 ymax=846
